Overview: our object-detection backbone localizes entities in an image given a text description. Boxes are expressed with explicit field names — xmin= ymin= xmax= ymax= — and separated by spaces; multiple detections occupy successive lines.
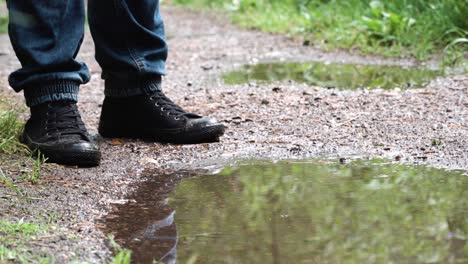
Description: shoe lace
xmin=149 ymin=91 xmax=196 ymax=119
xmin=45 ymin=102 xmax=88 ymax=139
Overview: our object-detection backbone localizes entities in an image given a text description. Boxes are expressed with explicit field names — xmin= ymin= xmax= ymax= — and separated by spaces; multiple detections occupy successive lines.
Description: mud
xmin=0 ymin=5 xmax=467 ymax=263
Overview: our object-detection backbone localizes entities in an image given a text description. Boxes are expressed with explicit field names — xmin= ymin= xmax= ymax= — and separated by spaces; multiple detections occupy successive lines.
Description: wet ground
xmin=104 ymin=160 xmax=467 ymax=264
xmin=223 ymin=61 xmax=442 ymax=89
xmin=0 ymin=4 xmax=467 ymax=263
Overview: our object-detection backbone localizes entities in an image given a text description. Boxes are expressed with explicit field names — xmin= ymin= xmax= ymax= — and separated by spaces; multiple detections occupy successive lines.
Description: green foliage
xmin=0 ymin=168 xmax=23 ymax=195
xmin=223 ymin=61 xmax=440 ymax=89
xmin=171 ymin=0 xmax=468 ymax=60
xmin=0 ymin=218 xmax=46 ymax=236
xmin=442 ymin=38 xmax=468 ymax=68
xmin=0 ymin=110 xmax=27 ymax=155
xmin=110 ymin=250 xmax=132 ymax=264
xmin=0 ymin=219 xmax=53 ymax=263
xmin=170 ymin=160 xmax=468 ymax=263
xmin=20 ymin=152 xmax=47 ymax=185
xmin=0 ymin=98 xmax=46 ymax=186
xmin=0 ymin=16 xmax=7 ymax=34
xmin=359 ymin=1 xmax=416 ymax=46
xmin=108 ymin=235 xmax=132 ymax=264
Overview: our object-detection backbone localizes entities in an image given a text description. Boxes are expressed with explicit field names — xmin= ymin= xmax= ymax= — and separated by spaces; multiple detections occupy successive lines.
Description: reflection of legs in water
xmin=104 ymin=172 xmax=194 ymax=263
xmin=137 ymin=211 xmax=178 ymax=264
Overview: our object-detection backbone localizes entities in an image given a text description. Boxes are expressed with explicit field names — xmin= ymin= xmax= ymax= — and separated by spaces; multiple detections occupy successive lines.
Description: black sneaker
xmin=98 ymin=90 xmax=226 ymax=144
xmin=21 ymin=101 xmax=101 ymax=167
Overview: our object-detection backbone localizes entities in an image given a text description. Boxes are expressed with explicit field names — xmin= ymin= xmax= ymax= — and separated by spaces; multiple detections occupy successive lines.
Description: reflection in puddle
xmin=103 ymin=160 xmax=467 ymax=263
xmin=223 ymin=62 xmax=442 ymax=89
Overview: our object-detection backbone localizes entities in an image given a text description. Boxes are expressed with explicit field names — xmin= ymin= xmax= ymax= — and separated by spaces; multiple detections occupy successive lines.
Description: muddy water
xmin=103 ymin=160 xmax=467 ymax=263
xmin=223 ymin=62 xmax=441 ymax=89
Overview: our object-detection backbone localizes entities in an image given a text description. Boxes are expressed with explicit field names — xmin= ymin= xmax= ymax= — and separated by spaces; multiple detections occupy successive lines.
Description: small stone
xmin=201 ymin=65 xmax=213 ymax=71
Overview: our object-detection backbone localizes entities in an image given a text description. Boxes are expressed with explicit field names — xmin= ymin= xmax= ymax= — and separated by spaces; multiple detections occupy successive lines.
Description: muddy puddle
xmin=103 ymin=160 xmax=467 ymax=263
xmin=223 ymin=62 xmax=442 ymax=89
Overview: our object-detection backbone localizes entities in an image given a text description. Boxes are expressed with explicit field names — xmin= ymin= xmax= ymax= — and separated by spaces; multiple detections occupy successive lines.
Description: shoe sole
xmin=99 ymin=124 xmax=226 ymax=144
xmin=21 ymin=135 xmax=101 ymax=167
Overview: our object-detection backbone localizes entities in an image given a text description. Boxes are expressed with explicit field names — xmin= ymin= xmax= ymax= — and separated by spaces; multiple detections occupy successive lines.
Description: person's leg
xmin=88 ymin=0 xmax=167 ymax=96
xmin=7 ymin=0 xmax=100 ymax=166
xmin=7 ymin=0 xmax=90 ymax=106
xmin=89 ymin=0 xmax=225 ymax=144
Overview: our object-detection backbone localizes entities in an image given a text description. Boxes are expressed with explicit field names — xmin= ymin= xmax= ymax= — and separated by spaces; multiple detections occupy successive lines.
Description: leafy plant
xmin=359 ymin=1 xmax=416 ymax=46
xmin=442 ymin=37 xmax=468 ymax=68
xmin=108 ymin=235 xmax=132 ymax=264
xmin=171 ymin=0 xmax=468 ymax=60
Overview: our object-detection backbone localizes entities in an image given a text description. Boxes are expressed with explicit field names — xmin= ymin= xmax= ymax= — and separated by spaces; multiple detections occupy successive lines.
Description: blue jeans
xmin=7 ymin=0 xmax=168 ymax=107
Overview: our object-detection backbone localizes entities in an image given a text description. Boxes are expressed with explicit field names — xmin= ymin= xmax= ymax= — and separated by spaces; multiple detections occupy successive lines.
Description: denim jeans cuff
xmin=23 ymin=80 xmax=80 ymax=107
xmin=104 ymin=76 xmax=162 ymax=97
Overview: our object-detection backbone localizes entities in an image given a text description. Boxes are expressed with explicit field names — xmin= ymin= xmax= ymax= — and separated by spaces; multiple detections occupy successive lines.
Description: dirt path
xmin=0 ymin=6 xmax=467 ymax=263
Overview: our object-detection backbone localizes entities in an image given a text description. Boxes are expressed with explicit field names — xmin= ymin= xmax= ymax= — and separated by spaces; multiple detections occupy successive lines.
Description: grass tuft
xmin=0 ymin=110 xmax=27 ymax=155
xmin=0 ymin=219 xmax=53 ymax=263
xmin=0 ymin=98 xmax=47 ymax=188
xmin=0 ymin=168 xmax=23 ymax=195
xmin=20 ymin=152 xmax=47 ymax=185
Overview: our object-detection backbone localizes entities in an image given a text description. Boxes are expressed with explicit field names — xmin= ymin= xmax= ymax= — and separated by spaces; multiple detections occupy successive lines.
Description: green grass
xmin=0 ymin=219 xmax=54 ymax=263
xmin=0 ymin=168 xmax=23 ymax=195
xmin=20 ymin=152 xmax=47 ymax=185
xmin=0 ymin=109 xmax=27 ymax=155
xmin=108 ymin=235 xmax=132 ymax=264
xmin=170 ymin=0 xmax=467 ymax=61
xmin=0 ymin=98 xmax=47 ymax=187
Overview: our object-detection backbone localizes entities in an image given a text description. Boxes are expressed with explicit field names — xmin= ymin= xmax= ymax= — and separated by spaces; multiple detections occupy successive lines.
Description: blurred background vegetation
xmin=172 ymin=160 xmax=468 ymax=263
xmin=169 ymin=0 xmax=467 ymax=61
xmin=0 ymin=16 xmax=6 ymax=34
xmin=0 ymin=1 xmax=466 ymax=61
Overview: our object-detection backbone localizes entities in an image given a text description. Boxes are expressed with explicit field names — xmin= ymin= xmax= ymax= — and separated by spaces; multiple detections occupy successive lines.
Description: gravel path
xmin=0 ymin=6 xmax=467 ymax=263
